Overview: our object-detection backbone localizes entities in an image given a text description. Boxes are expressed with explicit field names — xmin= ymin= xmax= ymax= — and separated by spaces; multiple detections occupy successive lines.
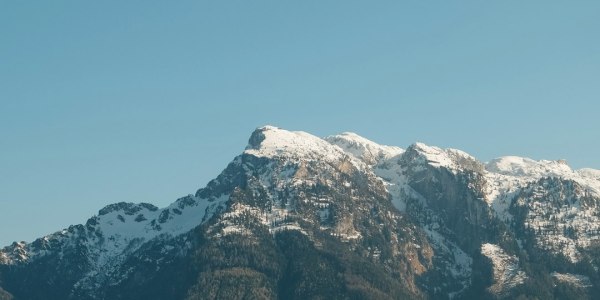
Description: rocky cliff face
xmin=1 ymin=126 xmax=600 ymax=299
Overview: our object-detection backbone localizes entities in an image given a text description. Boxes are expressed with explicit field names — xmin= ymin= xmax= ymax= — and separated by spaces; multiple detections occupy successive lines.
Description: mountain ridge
xmin=2 ymin=125 xmax=600 ymax=299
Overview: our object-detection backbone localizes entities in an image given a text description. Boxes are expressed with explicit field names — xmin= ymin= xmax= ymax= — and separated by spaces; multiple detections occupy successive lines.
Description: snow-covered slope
xmin=551 ymin=272 xmax=592 ymax=289
xmin=246 ymin=126 xmax=358 ymax=163
xmin=483 ymin=156 xmax=600 ymax=223
xmin=408 ymin=142 xmax=481 ymax=172
xmin=486 ymin=156 xmax=600 ymax=197
xmin=481 ymin=243 xmax=527 ymax=295
xmin=325 ymin=132 xmax=403 ymax=165
xmin=90 ymin=195 xmax=228 ymax=266
xmin=579 ymin=168 xmax=600 ymax=181
xmin=0 ymin=194 xmax=228 ymax=273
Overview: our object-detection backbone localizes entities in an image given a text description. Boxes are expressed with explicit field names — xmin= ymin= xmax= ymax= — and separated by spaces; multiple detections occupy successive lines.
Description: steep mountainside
xmin=1 ymin=126 xmax=600 ymax=299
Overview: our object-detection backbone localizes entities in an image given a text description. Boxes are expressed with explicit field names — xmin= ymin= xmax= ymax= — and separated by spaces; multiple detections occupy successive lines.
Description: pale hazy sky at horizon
xmin=1 ymin=1 xmax=599 ymax=246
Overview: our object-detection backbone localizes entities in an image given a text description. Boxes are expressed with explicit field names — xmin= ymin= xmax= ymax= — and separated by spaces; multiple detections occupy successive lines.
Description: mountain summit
xmin=2 ymin=126 xmax=600 ymax=300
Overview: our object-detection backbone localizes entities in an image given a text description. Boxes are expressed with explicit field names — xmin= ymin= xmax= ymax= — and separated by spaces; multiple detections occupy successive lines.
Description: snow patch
xmin=481 ymin=243 xmax=527 ymax=295
xmin=425 ymin=228 xmax=472 ymax=282
xmin=551 ymin=272 xmax=592 ymax=288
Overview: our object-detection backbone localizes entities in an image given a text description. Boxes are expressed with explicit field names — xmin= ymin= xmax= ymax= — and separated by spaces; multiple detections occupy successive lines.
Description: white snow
xmin=68 ymin=194 xmax=229 ymax=291
xmin=579 ymin=168 xmax=600 ymax=181
xmin=487 ymin=156 xmax=571 ymax=177
xmin=249 ymin=127 xmax=600 ymax=267
xmin=516 ymin=180 xmax=600 ymax=263
xmin=481 ymin=243 xmax=527 ymax=295
xmin=211 ymin=202 xmax=308 ymax=238
xmin=551 ymin=272 xmax=592 ymax=288
xmin=484 ymin=156 xmax=600 ymax=232
xmin=485 ymin=156 xmax=600 ymax=198
xmin=245 ymin=126 xmax=361 ymax=166
xmin=325 ymin=132 xmax=403 ymax=165
xmin=0 ymin=193 xmax=231 ymax=294
xmin=484 ymin=157 xmax=600 ymax=263
xmin=410 ymin=143 xmax=478 ymax=171
xmin=325 ymin=132 xmax=417 ymax=212
xmin=425 ymin=228 xmax=472 ymax=280
xmin=93 ymin=194 xmax=228 ymax=266
xmin=372 ymin=158 xmax=420 ymax=212
xmin=0 ymin=241 xmax=29 ymax=265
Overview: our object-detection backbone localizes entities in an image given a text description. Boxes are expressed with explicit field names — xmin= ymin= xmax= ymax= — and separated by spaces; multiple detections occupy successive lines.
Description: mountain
xmin=2 ymin=125 xmax=600 ymax=300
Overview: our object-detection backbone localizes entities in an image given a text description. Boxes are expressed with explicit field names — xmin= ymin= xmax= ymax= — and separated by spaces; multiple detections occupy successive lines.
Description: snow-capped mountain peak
xmin=486 ymin=156 xmax=572 ymax=178
xmin=578 ymin=168 xmax=600 ymax=181
xmin=484 ymin=155 xmax=600 ymax=198
xmin=245 ymin=125 xmax=351 ymax=162
xmin=3 ymin=126 xmax=600 ymax=300
xmin=404 ymin=142 xmax=482 ymax=172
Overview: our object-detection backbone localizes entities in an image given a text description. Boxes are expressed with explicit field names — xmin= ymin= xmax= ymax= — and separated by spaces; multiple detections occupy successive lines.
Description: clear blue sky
xmin=1 ymin=1 xmax=599 ymax=246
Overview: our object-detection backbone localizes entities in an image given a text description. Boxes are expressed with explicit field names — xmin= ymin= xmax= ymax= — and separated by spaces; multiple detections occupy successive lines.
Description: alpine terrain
xmin=2 ymin=126 xmax=600 ymax=300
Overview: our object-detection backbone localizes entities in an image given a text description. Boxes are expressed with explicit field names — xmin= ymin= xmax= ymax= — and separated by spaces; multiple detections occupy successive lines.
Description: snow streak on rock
xmin=481 ymin=243 xmax=527 ymax=295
